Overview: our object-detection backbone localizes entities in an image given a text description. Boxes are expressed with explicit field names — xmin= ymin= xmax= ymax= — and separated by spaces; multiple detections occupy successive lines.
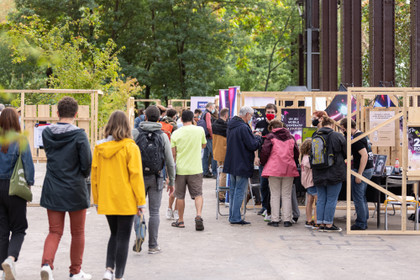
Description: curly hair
xmin=300 ymin=138 xmax=312 ymax=158
xmin=57 ymin=96 xmax=78 ymax=118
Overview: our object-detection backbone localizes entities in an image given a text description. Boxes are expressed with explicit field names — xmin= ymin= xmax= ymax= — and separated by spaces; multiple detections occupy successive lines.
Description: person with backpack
xmin=132 ymin=105 xmax=175 ymax=253
xmin=339 ymin=118 xmax=374 ymax=230
xmin=311 ymin=117 xmax=346 ymax=232
xmin=159 ymin=108 xmax=177 ymax=140
xmin=260 ymin=120 xmax=299 ymax=227
xmin=92 ymin=111 xmax=146 ymax=280
xmin=0 ymin=108 xmax=34 ymax=280
xmin=171 ymin=110 xmax=207 ymax=230
xmin=198 ymin=102 xmax=217 ymax=178
xmin=212 ymin=108 xmax=229 ymax=201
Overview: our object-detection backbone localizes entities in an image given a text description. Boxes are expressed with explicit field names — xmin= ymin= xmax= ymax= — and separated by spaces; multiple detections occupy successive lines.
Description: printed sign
xmin=34 ymin=123 xmax=50 ymax=148
xmin=281 ymin=108 xmax=306 ymax=129
xmin=369 ymin=110 xmax=395 ymax=147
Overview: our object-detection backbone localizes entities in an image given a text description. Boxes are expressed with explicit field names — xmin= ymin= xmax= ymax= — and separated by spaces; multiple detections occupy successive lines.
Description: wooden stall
xmin=126 ymin=97 xmax=161 ymax=128
xmin=3 ymin=89 xmax=102 ymax=162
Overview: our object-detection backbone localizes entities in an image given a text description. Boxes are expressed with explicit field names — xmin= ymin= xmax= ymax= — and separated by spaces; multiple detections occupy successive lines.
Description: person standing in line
xmin=223 ymin=106 xmax=262 ymax=225
xmin=92 ymin=111 xmax=146 ymax=280
xmin=200 ymin=102 xmax=218 ymax=178
xmin=171 ymin=110 xmax=207 ymax=230
xmin=0 ymin=108 xmax=34 ymax=280
xmin=300 ymin=138 xmax=319 ymax=229
xmin=134 ymin=108 xmax=145 ymax=129
xmin=339 ymin=118 xmax=374 ymax=230
xmin=132 ymin=105 xmax=175 ymax=254
xmin=40 ymin=97 xmax=92 ymax=280
xmin=254 ymin=103 xmax=277 ymax=220
xmin=312 ymin=117 xmax=346 ymax=232
xmin=260 ymin=120 xmax=299 ymax=227
xmin=212 ymin=108 xmax=229 ymax=201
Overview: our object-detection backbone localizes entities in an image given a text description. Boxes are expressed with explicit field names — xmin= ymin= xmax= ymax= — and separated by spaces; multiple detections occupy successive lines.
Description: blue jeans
xmin=202 ymin=138 xmax=217 ymax=176
xmin=316 ymin=182 xmax=342 ymax=225
xmin=259 ymin=165 xmax=271 ymax=214
xmin=351 ymin=168 xmax=374 ymax=229
xmin=229 ymin=175 xmax=248 ymax=223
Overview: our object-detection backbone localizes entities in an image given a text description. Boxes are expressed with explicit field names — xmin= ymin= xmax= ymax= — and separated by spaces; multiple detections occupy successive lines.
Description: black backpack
xmin=310 ymin=130 xmax=335 ymax=169
xmin=135 ymin=128 xmax=165 ymax=175
xmin=197 ymin=111 xmax=212 ymax=138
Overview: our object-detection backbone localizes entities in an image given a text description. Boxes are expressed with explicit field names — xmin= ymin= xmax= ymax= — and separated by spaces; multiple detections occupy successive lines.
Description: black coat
xmin=312 ymin=127 xmax=347 ymax=186
xmin=223 ymin=116 xmax=262 ymax=178
xmin=212 ymin=118 xmax=227 ymax=137
xmin=41 ymin=124 xmax=92 ymax=211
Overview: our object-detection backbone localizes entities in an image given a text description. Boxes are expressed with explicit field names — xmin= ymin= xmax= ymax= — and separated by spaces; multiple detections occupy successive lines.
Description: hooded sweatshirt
xmin=92 ymin=137 xmax=146 ymax=215
xmin=212 ymin=118 xmax=228 ymax=162
xmin=260 ymin=128 xmax=299 ymax=178
xmin=41 ymin=123 xmax=92 ymax=211
xmin=223 ymin=116 xmax=262 ymax=178
xmin=132 ymin=121 xmax=175 ymax=187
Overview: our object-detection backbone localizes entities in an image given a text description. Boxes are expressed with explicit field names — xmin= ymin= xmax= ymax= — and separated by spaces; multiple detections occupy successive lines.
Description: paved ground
xmin=12 ymin=164 xmax=420 ymax=279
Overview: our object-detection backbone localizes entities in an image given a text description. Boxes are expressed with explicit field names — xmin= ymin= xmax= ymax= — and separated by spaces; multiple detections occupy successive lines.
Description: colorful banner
xmin=219 ymin=86 xmax=239 ymax=117
xmin=324 ymin=94 xmax=357 ymax=121
xmin=408 ymin=127 xmax=420 ymax=172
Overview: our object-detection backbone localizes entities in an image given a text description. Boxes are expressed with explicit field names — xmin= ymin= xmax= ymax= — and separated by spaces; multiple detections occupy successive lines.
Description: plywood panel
xmin=78 ymin=105 xmax=90 ymax=142
xmin=25 ymin=105 xmax=36 ymax=159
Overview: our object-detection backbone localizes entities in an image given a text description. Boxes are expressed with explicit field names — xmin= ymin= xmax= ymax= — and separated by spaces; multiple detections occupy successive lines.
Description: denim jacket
xmin=0 ymin=139 xmax=35 ymax=185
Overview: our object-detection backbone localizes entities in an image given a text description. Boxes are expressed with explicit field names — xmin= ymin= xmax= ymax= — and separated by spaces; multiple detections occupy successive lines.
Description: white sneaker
xmin=40 ymin=265 xmax=54 ymax=280
xmin=173 ymin=210 xmax=179 ymax=220
xmin=261 ymin=209 xmax=267 ymax=217
xmin=70 ymin=270 xmax=92 ymax=280
xmin=264 ymin=215 xmax=271 ymax=222
xmin=148 ymin=246 xmax=162 ymax=254
xmin=102 ymin=269 xmax=114 ymax=280
xmin=165 ymin=208 xmax=173 ymax=220
xmin=1 ymin=257 xmax=16 ymax=280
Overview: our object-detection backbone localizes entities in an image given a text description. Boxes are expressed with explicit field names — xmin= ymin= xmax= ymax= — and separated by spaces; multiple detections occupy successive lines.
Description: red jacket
xmin=260 ymin=128 xmax=299 ymax=178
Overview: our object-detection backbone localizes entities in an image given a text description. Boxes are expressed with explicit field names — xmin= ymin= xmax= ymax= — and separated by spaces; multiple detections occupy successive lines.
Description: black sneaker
xmin=195 ymin=216 xmax=204 ymax=231
xmin=292 ymin=217 xmax=299 ymax=224
xmin=318 ymin=225 xmax=325 ymax=232
xmin=203 ymin=174 xmax=213 ymax=178
xmin=284 ymin=221 xmax=292 ymax=227
xmin=267 ymin=221 xmax=279 ymax=227
xmin=305 ymin=221 xmax=314 ymax=228
xmin=350 ymin=224 xmax=366 ymax=230
xmin=324 ymin=224 xmax=342 ymax=232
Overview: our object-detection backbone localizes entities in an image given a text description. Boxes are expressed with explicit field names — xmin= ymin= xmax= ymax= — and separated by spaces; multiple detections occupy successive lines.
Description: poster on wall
xmin=252 ymin=108 xmax=266 ymax=129
xmin=369 ymin=110 xmax=395 ymax=147
xmin=324 ymin=94 xmax=357 ymax=121
xmin=34 ymin=123 xmax=51 ymax=149
xmin=190 ymin=96 xmax=216 ymax=112
xmin=408 ymin=127 xmax=420 ymax=172
xmin=281 ymin=108 xmax=307 ymax=129
xmin=302 ymin=127 xmax=317 ymax=142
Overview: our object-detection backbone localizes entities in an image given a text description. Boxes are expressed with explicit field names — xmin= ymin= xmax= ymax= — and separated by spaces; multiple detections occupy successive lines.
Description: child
xmin=300 ymin=138 xmax=319 ymax=229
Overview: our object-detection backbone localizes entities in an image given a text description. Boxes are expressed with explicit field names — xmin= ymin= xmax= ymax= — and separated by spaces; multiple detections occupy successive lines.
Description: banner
xmin=190 ymin=96 xmax=215 ymax=112
xmin=408 ymin=127 xmax=420 ymax=172
xmin=219 ymin=86 xmax=239 ymax=117
xmin=281 ymin=108 xmax=306 ymax=129
xmin=324 ymin=94 xmax=357 ymax=121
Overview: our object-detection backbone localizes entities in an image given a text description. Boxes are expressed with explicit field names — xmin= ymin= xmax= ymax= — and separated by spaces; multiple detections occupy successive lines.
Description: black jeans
xmin=105 ymin=215 xmax=134 ymax=278
xmin=0 ymin=179 xmax=28 ymax=265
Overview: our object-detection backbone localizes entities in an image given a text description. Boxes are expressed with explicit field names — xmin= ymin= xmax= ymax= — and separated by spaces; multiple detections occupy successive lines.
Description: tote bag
xmin=9 ymin=153 xmax=32 ymax=202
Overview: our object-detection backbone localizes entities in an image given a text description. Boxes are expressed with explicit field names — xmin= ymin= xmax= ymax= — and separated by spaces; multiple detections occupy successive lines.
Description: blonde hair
xmin=104 ymin=110 xmax=131 ymax=141
xmin=300 ymin=138 xmax=312 ymax=158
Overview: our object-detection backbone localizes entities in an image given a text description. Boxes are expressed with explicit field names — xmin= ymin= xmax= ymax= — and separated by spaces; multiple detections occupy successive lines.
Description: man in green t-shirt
xmin=171 ymin=110 xmax=207 ymax=231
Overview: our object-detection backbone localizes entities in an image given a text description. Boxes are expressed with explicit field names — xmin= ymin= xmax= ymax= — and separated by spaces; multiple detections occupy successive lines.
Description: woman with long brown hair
xmin=92 ymin=110 xmax=146 ymax=280
xmin=0 ymin=108 xmax=34 ymax=280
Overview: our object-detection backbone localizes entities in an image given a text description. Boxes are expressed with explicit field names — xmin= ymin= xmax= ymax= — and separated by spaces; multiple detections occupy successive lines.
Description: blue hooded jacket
xmin=223 ymin=116 xmax=262 ymax=178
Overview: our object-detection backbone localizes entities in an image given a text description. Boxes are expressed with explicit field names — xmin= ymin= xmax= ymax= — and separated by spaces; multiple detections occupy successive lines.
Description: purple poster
xmin=281 ymin=108 xmax=306 ymax=129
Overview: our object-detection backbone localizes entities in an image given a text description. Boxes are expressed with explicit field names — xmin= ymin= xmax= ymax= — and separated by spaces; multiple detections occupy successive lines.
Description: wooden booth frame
xmin=346 ymin=87 xmax=420 ymax=235
xmin=3 ymin=89 xmax=102 ymax=162
xmin=126 ymin=97 xmax=162 ymax=128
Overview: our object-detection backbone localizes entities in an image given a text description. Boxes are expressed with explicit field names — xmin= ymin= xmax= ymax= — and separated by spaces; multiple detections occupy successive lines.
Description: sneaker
xmin=312 ymin=223 xmax=321 ymax=229
xmin=102 ymin=269 xmax=113 ymax=280
xmin=203 ymin=173 xmax=213 ymax=178
xmin=264 ymin=215 xmax=271 ymax=222
xmin=324 ymin=224 xmax=342 ymax=232
xmin=292 ymin=217 xmax=299 ymax=224
xmin=267 ymin=221 xmax=279 ymax=227
xmin=69 ymin=270 xmax=92 ymax=280
xmin=195 ymin=216 xmax=204 ymax=231
xmin=148 ymin=246 xmax=162 ymax=254
xmin=284 ymin=221 xmax=292 ymax=227
xmin=173 ymin=210 xmax=179 ymax=220
xmin=318 ymin=225 xmax=325 ymax=232
xmin=40 ymin=265 xmax=54 ymax=280
xmin=261 ymin=209 xmax=267 ymax=217
xmin=257 ymin=208 xmax=266 ymax=215
xmin=305 ymin=221 xmax=314 ymax=228
xmin=165 ymin=208 xmax=173 ymax=220
xmin=1 ymin=257 xmax=16 ymax=280
xmin=350 ymin=224 xmax=366 ymax=230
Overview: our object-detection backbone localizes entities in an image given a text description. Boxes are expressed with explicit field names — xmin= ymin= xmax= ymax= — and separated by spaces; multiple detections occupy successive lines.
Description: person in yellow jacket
xmin=91 ymin=110 xmax=146 ymax=280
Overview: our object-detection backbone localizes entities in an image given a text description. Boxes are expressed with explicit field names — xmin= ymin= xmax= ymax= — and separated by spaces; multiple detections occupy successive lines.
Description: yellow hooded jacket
xmin=91 ymin=138 xmax=146 ymax=215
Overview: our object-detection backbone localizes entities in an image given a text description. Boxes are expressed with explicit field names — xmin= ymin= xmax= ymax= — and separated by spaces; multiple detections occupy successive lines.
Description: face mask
xmin=248 ymin=119 xmax=252 ymax=125
xmin=312 ymin=119 xmax=319 ymax=127
xmin=211 ymin=109 xmax=215 ymax=114
xmin=266 ymin=114 xmax=275 ymax=121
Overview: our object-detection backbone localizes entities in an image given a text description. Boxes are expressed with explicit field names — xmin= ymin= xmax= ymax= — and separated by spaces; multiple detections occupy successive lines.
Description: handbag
xmin=133 ymin=213 xmax=147 ymax=253
xmin=9 ymin=152 xmax=32 ymax=202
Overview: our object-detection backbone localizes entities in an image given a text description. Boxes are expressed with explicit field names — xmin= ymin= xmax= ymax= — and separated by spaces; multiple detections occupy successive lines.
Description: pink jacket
xmin=260 ymin=128 xmax=299 ymax=178
xmin=300 ymin=154 xmax=313 ymax=188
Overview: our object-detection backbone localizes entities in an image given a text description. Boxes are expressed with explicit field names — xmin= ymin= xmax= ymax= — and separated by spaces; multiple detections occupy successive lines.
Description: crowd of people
xmin=0 ymin=98 xmax=375 ymax=280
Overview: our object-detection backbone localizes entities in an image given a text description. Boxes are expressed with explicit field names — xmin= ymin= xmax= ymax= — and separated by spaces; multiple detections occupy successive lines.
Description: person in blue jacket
xmin=223 ymin=106 xmax=262 ymax=225
xmin=0 ymin=108 xmax=34 ymax=280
